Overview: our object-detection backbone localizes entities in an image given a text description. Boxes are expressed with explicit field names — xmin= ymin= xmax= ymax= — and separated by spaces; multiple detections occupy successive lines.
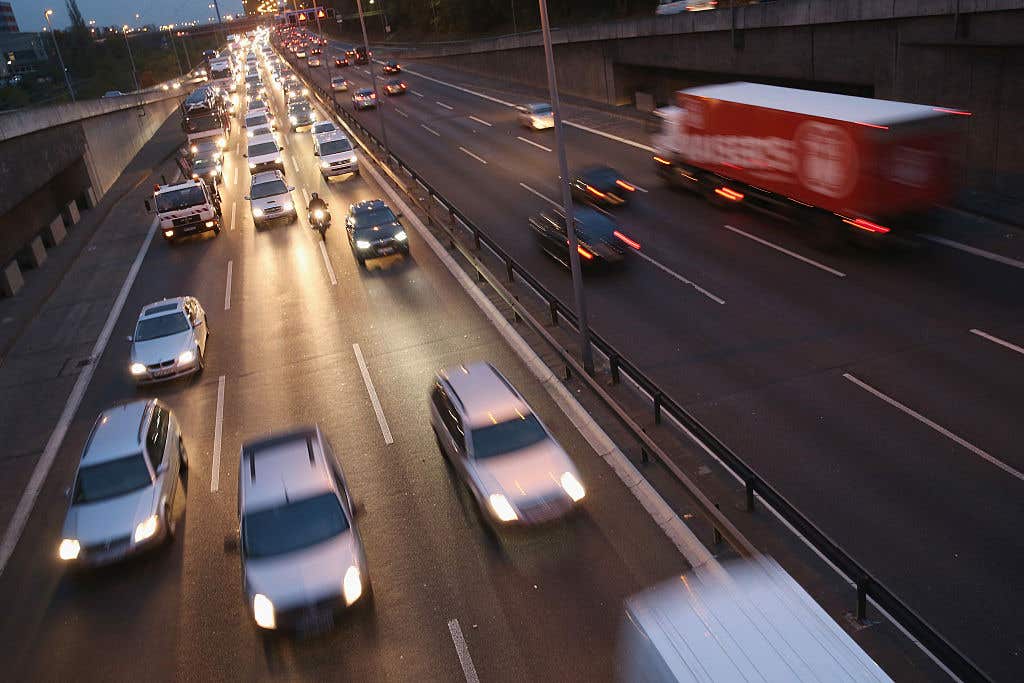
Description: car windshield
xmin=245 ymin=115 xmax=268 ymax=127
xmin=573 ymin=209 xmax=618 ymax=242
xmin=531 ymin=104 xmax=552 ymax=116
xmin=73 ymin=454 xmax=151 ymax=504
xmin=471 ymin=413 xmax=548 ymax=459
xmin=352 ymin=207 xmax=396 ymax=230
xmin=194 ymin=141 xmax=217 ymax=154
xmin=290 ymin=103 xmax=311 ymax=114
xmin=313 ymin=122 xmax=335 ymax=134
xmin=581 ymin=167 xmax=622 ymax=187
xmin=248 ymin=142 xmax=278 ymax=157
xmin=194 ymin=158 xmax=216 ymax=171
xmin=356 ymin=89 xmax=373 ymax=96
xmin=320 ymin=139 xmax=353 ymax=155
xmin=155 ymin=186 xmax=207 ymax=212
xmin=248 ymin=100 xmax=266 ymax=109
xmin=185 ymin=114 xmax=221 ymax=133
xmin=135 ymin=312 xmax=190 ymax=341
xmin=250 ymin=179 xmax=288 ymax=199
xmin=242 ymin=492 xmax=349 ymax=558
xmin=252 ymin=126 xmax=273 ymax=137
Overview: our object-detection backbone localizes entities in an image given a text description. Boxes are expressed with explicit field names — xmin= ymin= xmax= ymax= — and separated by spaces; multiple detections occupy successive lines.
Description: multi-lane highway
xmin=0 ymin=47 xmax=696 ymax=681
xmin=292 ymin=40 xmax=1024 ymax=679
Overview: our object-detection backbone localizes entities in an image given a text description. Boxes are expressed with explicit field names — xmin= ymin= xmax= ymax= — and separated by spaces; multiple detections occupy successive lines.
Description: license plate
xmin=153 ymin=367 xmax=175 ymax=377
xmin=297 ymin=607 xmax=334 ymax=633
xmin=183 ymin=225 xmax=198 ymax=233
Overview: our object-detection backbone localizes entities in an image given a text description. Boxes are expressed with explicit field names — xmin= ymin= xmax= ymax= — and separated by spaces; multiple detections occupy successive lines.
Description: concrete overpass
xmin=390 ymin=0 xmax=1024 ymax=190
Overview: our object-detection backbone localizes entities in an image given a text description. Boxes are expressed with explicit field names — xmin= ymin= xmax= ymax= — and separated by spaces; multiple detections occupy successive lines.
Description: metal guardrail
xmin=282 ymin=48 xmax=992 ymax=683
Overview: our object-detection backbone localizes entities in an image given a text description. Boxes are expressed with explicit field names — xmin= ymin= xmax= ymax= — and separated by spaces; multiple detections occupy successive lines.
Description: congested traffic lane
xmin=2 ymin=51 xmax=692 ymax=682
xmin=295 ymin=44 xmax=1024 ymax=678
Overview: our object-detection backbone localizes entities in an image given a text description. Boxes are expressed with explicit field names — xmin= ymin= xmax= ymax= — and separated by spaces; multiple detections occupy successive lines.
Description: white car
xmin=246 ymin=99 xmax=270 ymax=118
xmin=234 ymin=427 xmax=371 ymax=631
xmin=310 ymin=120 xmax=340 ymax=144
xmin=517 ymin=103 xmax=554 ymax=130
xmin=58 ymin=400 xmax=187 ymax=568
xmin=429 ymin=362 xmax=585 ymax=526
xmin=245 ymin=170 xmax=296 ymax=226
xmin=245 ymin=137 xmax=285 ymax=174
xmin=314 ymin=131 xmax=358 ymax=179
xmin=128 ymin=297 xmax=209 ymax=383
xmin=249 ymin=125 xmax=280 ymax=144
xmin=330 ymin=76 xmax=349 ymax=92
xmin=244 ymin=112 xmax=274 ymax=133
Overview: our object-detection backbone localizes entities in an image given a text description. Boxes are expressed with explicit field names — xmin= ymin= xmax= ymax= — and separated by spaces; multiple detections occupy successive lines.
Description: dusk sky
xmin=11 ymin=0 xmax=248 ymax=31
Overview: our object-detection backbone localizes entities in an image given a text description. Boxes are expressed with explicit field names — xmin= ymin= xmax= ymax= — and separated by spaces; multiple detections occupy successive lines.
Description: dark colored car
xmin=570 ymin=166 xmax=637 ymax=208
xmin=382 ymin=60 xmax=401 ymax=74
xmin=383 ymin=79 xmax=407 ymax=96
xmin=353 ymin=47 xmax=370 ymax=65
xmin=288 ymin=102 xmax=316 ymax=131
xmin=528 ymin=207 xmax=640 ymax=270
xmin=191 ymin=155 xmax=222 ymax=185
xmin=352 ymin=88 xmax=377 ymax=110
xmin=346 ymin=199 xmax=409 ymax=267
xmin=334 ymin=55 xmax=350 ymax=67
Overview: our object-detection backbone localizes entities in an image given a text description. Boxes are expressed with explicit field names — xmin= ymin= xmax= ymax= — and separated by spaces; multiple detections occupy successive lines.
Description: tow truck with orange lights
xmin=652 ymin=82 xmax=968 ymax=243
xmin=145 ymin=179 xmax=222 ymax=243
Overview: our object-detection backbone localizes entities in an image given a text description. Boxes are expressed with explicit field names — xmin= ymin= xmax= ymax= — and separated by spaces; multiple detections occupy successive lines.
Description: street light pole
xmin=43 ymin=9 xmax=75 ymax=102
xmin=168 ymin=27 xmax=184 ymax=77
xmin=537 ymin=0 xmax=593 ymax=373
xmin=355 ymin=0 xmax=390 ymax=160
xmin=511 ymin=1 xmax=518 ymax=34
xmin=179 ymin=32 xmax=193 ymax=71
xmin=122 ymin=25 xmax=141 ymax=92
xmin=210 ymin=0 xmax=225 ymax=43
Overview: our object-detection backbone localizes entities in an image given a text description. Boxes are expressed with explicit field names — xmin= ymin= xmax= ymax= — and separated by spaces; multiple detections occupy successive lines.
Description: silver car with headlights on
xmin=58 ymin=400 xmax=187 ymax=567
xmin=429 ymin=362 xmax=586 ymax=527
xmin=128 ymin=297 xmax=209 ymax=383
xmin=234 ymin=427 xmax=371 ymax=633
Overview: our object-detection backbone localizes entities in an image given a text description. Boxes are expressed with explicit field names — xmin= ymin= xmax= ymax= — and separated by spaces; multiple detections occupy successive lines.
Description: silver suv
xmin=429 ymin=362 xmax=586 ymax=526
xmin=234 ymin=426 xmax=370 ymax=632
xmin=58 ymin=400 xmax=187 ymax=567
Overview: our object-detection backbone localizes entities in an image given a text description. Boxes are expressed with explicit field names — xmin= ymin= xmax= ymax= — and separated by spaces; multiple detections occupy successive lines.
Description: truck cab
xmin=146 ymin=180 xmax=222 ymax=243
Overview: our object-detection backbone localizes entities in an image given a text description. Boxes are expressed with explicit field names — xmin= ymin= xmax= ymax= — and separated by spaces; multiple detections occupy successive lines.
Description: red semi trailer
xmin=651 ymin=82 xmax=968 ymax=242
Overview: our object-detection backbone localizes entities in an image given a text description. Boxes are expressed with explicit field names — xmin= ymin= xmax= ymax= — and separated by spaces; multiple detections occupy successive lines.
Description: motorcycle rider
xmin=307 ymin=191 xmax=330 ymax=227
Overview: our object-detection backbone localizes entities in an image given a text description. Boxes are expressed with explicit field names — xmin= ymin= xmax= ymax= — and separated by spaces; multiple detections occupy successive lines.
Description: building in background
xmin=1 ymin=31 xmax=48 ymax=80
xmin=0 ymin=2 xmax=20 ymax=33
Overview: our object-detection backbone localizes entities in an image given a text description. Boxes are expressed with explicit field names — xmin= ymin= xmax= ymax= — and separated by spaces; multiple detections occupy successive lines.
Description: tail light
xmin=843 ymin=217 xmax=891 ymax=234
xmin=615 ymin=180 xmax=636 ymax=192
xmin=714 ymin=187 xmax=744 ymax=202
xmin=585 ymin=185 xmax=606 ymax=199
xmin=576 ymin=245 xmax=594 ymax=260
xmin=653 ymin=156 xmax=671 ymax=166
xmin=613 ymin=231 xmax=641 ymax=250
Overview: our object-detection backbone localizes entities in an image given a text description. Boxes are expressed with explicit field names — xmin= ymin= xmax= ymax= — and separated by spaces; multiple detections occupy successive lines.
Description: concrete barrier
xmin=42 ymin=216 xmax=66 ymax=247
xmin=61 ymin=200 xmax=80 ymax=227
xmin=17 ymin=236 xmax=46 ymax=269
xmin=1 ymin=260 xmax=23 ymax=297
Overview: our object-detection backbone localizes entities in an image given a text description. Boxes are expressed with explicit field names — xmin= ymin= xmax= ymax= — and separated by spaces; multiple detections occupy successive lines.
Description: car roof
xmin=82 ymin=400 xmax=153 ymax=464
xmin=440 ymin=362 xmax=532 ymax=429
xmin=350 ymin=198 xmax=387 ymax=213
xmin=240 ymin=427 xmax=336 ymax=512
xmin=356 ymin=88 xmax=374 ymax=94
xmin=251 ymin=170 xmax=284 ymax=185
xmin=248 ymin=133 xmax=277 ymax=147
xmin=139 ymin=297 xmax=186 ymax=319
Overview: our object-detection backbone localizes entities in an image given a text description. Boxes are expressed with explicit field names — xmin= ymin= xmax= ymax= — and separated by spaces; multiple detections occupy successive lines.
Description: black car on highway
xmin=382 ymin=60 xmax=402 ymax=74
xmin=570 ymin=165 xmax=637 ymax=208
xmin=287 ymin=100 xmax=316 ymax=131
xmin=346 ymin=199 xmax=409 ymax=268
xmin=528 ymin=207 xmax=640 ymax=270
xmin=383 ymin=79 xmax=407 ymax=96
xmin=334 ymin=55 xmax=350 ymax=67
xmin=354 ymin=47 xmax=370 ymax=65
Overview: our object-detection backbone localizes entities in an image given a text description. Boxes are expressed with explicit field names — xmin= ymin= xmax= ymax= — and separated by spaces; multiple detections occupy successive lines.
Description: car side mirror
xmin=223 ymin=533 xmax=239 ymax=553
xmin=313 ymin=150 xmax=319 ymax=156
xmin=395 ymin=211 xmax=403 ymax=218
xmin=288 ymin=186 xmax=295 ymax=192
xmin=242 ymin=153 xmax=248 ymax=158
xmin=243 ymin=195 xmax=251 ymax=200
xmin=64 ymin=487 xmax=71 ymax=499
xmin=126 ymin=335 xmax=134 ymax=342
xmin=144 ymin=199 xmax=152 ymax=213
xmin=156 ymin=462 xmax=168 ymax=474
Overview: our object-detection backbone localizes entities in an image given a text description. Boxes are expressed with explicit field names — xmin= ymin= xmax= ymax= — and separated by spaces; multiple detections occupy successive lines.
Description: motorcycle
xmin=309 ymin=208 xmax=330 ymax=240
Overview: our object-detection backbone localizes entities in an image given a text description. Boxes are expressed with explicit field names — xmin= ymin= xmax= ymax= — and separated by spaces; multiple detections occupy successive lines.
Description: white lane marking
xmin=970 ymin=328 xmax=1024 ymax=356
xmin=401 ymin=65 xmax=656 ymax=152
xmin=724 ymin=224 xmax=847 ymax=278
xmin=362 ymin=69 xmax=370 ymax=75
xmin=233 ymin=165 xmax=239 ymax=185
xmin=353 ymin=343 xmax=394 ymax=444
xmin=302 ymin=188 xmax=311 ymax=206
xmin=921 ymin=234 xmax=1024 ymax=270
xmin=224 ymin=260 xmax=233 ymax=311
xmin=634 ymin=251 xmax=726 ymax=305
xmin=319 ymin=240 xmax=338 ymax=286
xmin=447 ymin=619 xmax=480 ymax=683
xmin=459 ymin=146 xmax=488 ymax=165
xmin=411 ymin=89 xmax=424 ymax=98
xmin=516 ymin=135 xmax=552 ymax=153
xmin=436 ymin=100 xmax=454 ymax=111
xmin=519 ymin=182 xmax=560 ymax=209
xmin=0 ymin=212 xmax=162 ymax=577
xmin=468 ymin=115 xmax=491 ymax=127
xmin=421 ymin=123 xmax=440 ymax=137
xmin=395 ymin=107 xmax=409 ymax=118
xmin=229 ymin=204 xmax=237 ymax=231
xmin=291 ymin=156 xmax=300 ymax=174
xmin=844 ymin=372 xmax=1024 ymax=483
xmin=210 ymin=375 xmax=226 ymax=493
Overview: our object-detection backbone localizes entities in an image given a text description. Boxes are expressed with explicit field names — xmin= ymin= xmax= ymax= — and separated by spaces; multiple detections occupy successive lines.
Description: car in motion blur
xmin=383 ymin=79 xmax=407 ymax=96
xmin=334 ymin=55 xmax=350 ymax=68
xmin=331 ymin=75 xmax=350 ymax=92
xmin=345 ymin=199 xmax=408 ymax=267
xmin=429 ymin=362 xmax=585 ymax=527
xmin=528 ymin=206 xmax=639 ymax=270
xmin=245 ymin=170 xmax=296 ymax=227
xmin=518 ymin=102 xmax=554 ymax=130
xmin=58 ymin=400 xmax=187 ymax=567
xmin=352 ymin=88 xmax=377 ymax=110
xmin=571 ymin=166 xmax=637 ymax=208
xmin=234 ymin=427 xmax=371 ymax=632
xmin=128 ymin=297 xmax=209 ymax=382
xmin=382 ymin=60 xmax=402 ymax=74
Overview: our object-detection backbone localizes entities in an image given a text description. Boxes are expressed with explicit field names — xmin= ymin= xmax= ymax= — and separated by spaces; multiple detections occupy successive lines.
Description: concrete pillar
xmin=83 ymin=186 xmax=99 ymax=209
xmin=42 ymin=215 xmax=67 ymax=247
xmin=1 ymin=260 xmax=23 ymax=297
xmin=62 ymin=200 xmax=80 ymax=227
xmin=17 ymin=236 xmax=47 ymax=269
